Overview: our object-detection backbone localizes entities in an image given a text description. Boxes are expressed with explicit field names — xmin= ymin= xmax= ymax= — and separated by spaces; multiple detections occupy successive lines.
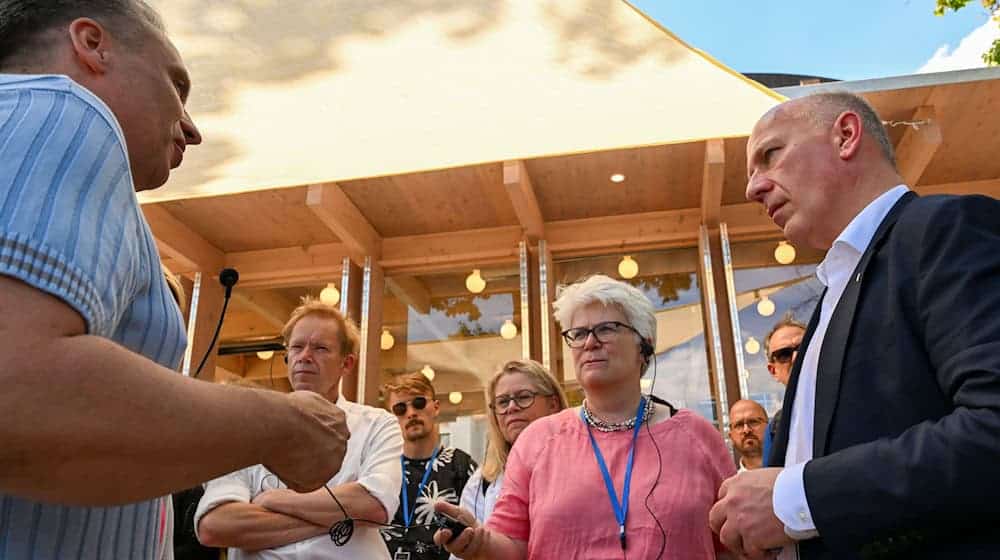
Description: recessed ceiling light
xmin=610 ymin=173 xmax=625 ymax=183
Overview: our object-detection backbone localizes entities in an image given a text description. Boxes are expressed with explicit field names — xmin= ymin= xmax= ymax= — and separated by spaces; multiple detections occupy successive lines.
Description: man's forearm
xmin=198 ymin=502 xmax=327 ymax=551
xmin=259 ymin=482 xmax=388 ymax=528
xmin=0 ymin=332 xmax=295 ymax=505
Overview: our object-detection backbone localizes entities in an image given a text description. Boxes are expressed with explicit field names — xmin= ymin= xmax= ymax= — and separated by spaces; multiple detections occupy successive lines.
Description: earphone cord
xmin=641 ymin=349 xmax=667 ymax=559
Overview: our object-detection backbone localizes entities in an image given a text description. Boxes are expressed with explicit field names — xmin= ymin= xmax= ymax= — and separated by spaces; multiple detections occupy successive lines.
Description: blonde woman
xmin=458 ymin=360 xmax=568 ymax=524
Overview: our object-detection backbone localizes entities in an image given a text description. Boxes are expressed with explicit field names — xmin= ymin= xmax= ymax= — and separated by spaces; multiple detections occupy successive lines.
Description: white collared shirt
xmin=774 ymin=185 xmax=909 ymax=559
xmin=195 ymin=396 xmax=403 ymax=560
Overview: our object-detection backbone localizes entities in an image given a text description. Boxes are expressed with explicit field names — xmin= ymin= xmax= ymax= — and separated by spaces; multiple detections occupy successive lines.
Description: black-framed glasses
xmin=768 ymin=345 xmax=799 ymax=364
xmin=391 ymin=396 xmax=428 ymax=417
xmin=730 ymin=418 xmax=766 ymax=432
xmin=561 ymin=321 xmax=641 ymax=349
xmin=489 ymin=390 xmax=548 ymax=414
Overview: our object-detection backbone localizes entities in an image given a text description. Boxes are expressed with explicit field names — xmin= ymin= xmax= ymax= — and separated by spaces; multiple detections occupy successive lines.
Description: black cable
xmin=192 ymin=295 xmax=230 ymax=378
xmin=322 ymin=484 xmax=448 ymax=546
xmin=643 ymin=348 xmax=667 ymax=559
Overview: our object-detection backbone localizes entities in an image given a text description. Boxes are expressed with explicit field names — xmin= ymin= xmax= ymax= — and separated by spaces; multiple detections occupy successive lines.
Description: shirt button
xmin=798 ymin=511 xmax=808 ymax=522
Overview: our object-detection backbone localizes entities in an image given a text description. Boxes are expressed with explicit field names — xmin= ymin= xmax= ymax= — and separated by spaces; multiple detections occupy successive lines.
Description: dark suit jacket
xmin=767 ymin=192 xmax=1000 ymax=559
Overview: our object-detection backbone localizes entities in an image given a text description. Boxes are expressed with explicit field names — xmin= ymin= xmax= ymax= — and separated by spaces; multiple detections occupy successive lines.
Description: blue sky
xmin=630 ymin=1 xmax=998 ymax=80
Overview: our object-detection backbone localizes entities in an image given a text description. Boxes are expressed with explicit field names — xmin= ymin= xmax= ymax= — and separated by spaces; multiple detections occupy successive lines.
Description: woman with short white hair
xmin=436 ymin=275 xmax=735 ymax=559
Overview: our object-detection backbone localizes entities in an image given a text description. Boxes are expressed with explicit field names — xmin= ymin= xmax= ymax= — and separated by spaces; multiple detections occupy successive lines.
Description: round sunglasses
xmin=391 ymin=396 xmax=429 ymax=416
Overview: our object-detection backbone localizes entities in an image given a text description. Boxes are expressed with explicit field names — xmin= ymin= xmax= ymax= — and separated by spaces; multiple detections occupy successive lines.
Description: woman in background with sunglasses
xmin=457 ymin=360 xmax=567 ymax=528
xmin=435 ymin=275 xmax=735 ymax=559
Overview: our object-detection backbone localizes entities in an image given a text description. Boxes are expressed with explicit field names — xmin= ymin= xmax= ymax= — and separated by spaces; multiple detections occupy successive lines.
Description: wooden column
xmin=184 ymin=271 xmax=227 ymax=381
xmin=358 ymin=257 xmax=385 ymax=407
xmin=697 ymin=226 xmax=741 ymax=430
xmin=523 ymin=240 xmax=562 ymax=380
xmin=340 ymin=257 xmax=364 ymax=402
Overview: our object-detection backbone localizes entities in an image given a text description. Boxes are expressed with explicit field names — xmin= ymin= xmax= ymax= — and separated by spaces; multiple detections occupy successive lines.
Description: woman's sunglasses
xmin=391 ymin=396 xmax=429 ymax=416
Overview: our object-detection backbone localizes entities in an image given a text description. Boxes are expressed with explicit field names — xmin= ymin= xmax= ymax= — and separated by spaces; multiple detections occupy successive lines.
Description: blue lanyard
xmin=400 ymin=446 xmax=441 ymax=528
xmin=580 ymin=396 xmax=647 ymax=550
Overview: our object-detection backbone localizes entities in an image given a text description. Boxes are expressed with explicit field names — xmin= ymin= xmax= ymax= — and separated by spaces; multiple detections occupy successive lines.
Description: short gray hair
xmin=798 ymin=91 xmax=896 ymax=167
xmin=552 ymin=274 xmax=657 ymax=348
xmin=0 ymin=0 xmax=165 ymax=69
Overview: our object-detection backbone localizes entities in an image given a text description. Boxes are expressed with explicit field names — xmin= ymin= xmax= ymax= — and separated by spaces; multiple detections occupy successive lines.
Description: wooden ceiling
xmin=151 ymin=70 xmax=1000 ymax=396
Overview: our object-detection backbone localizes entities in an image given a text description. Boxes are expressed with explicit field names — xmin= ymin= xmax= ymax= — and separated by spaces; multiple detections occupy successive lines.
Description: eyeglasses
xmin=561 ymin=321 xmax=641 ymax=349
xmin=391 ymin=396 xmax=428 ymax=417
xmin=489 ymin=390 xmax=548 ymax=414
xmin=730 ymin=418 xmax=766 ymax=431
xmin=768 ymin=345 xmax=799 ymax=364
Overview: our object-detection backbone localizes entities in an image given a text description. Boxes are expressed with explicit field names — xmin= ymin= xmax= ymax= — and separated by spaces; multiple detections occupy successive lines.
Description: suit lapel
xmin=812 ymin=191 xmax=917 ymax=458
xmin=769 ymin=294 xmax=824 ymax=467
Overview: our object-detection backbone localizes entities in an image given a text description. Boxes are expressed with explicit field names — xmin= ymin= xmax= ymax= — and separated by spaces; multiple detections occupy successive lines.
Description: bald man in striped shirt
xmin=0 ymin=2 xmax=351 ymax=558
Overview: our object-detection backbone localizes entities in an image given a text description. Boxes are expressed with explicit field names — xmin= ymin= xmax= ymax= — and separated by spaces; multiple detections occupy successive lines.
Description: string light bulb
xmin=500 ymin=319 xmax=518 ymax=340
xmin=744 ymin=336 xmax=761 ymax=355
xmin=421 ymin=364 xmax=435 ymax=381
xmin=618 ymin=255 xmax=639 ymax=279
xmin=256 ymin=350 xmax=274 ymax=360
xmin=320 ymin=283 xmax=340 ymax=305
xmin=465 ymin=269 xmax=486 ymax=294
xmin=757 ymin=295 xmax=776 ymax=317
xmin=380 ymin=328 xmax=395 ymax=351
xmin=448 ymin=391 xmax=463 ymax=404
xmin=774 ymin=241 xmax=796 ymax=265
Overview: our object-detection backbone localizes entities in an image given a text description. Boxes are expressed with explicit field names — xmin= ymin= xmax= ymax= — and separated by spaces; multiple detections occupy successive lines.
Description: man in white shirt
xmin=710 ymin=92 xmax=1000 ymax=559
xmin=196 ymin=299 xmax=403 ymax=559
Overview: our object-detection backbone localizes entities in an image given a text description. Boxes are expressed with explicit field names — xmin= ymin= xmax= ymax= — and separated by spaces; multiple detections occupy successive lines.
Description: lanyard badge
xmin=400 ymin=446 xmax=441 ymax=529
xmin=580 ymin=396 xmax=647 ymax=550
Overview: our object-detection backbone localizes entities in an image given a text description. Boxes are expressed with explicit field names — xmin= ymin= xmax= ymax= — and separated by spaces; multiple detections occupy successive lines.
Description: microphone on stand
xmin=193 ymin=268 xmax=239 ymax=378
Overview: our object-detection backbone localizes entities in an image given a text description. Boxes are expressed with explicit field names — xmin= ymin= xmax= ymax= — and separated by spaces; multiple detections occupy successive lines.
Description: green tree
xmin=934 ymin=0 xmax=1000 ymax=65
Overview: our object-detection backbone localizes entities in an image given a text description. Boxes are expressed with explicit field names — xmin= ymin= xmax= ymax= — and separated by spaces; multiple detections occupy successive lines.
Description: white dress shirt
xmin=774 ymin=185 xmax=909 ymax=559
xmin=195 ymin=396 xmax=403 ymax=560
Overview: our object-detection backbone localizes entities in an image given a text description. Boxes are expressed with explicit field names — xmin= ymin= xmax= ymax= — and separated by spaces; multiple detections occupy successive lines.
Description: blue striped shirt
xmin=0 ymin=74 xmax=187 ymax=560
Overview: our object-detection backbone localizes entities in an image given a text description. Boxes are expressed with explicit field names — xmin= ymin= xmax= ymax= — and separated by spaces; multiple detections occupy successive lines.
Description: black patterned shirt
xmin=381 ymin=446 xmax=477 ymax=560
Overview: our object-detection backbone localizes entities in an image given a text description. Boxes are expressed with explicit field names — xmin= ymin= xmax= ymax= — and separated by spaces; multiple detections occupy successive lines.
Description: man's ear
xmin=766 ymin=363 xmax=777 ymax=378
xmin=68 ymin=18 xmax=111 ymax=74
xmin=341 ymin=353 xmax=358 ymax=374
xmin=833 ymin=111 xmax=863 ymax=160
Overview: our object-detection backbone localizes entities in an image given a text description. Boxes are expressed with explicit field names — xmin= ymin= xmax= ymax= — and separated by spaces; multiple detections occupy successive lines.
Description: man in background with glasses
xmin=729 ymin=400 xmax=770 ymax=472
xmin=761 ymin=314 xmax=806 ymax=466
xmin=382 ymin=373 xmax=477 ymax=560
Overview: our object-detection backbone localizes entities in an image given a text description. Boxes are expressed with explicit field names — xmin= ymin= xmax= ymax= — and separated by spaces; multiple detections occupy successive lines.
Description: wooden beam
xmin=381 ymin=226 xmax=523 ymax=275
xmin=385 ymin=275 xmax=432 ymax=314
xmin=700 ymin=139 xmax=726 ymax=228
xmin=225 ymin=243 xmax=348 ymax=289
xmin=895 ymin=106 xmax=942 ymax=187
xmin=143 ymin=205 xmax=224 ymax=272
xmin=232 ymin=290 xmax=298 ymax=330
xmin=502 ymin=160 xmax=546 ymax=241
xmin=914 ymin=177 xmax=1000 ymax=197
xmin=306 ymin=182 xmax=382 ymax=264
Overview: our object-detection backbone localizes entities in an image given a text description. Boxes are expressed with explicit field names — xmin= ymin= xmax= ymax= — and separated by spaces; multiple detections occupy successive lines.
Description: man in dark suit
xmin=709 ymin=91 xmax=1000 ymax=559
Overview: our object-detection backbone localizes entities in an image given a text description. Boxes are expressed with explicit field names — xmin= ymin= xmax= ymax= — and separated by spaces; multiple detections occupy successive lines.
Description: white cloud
xmin=918 ymin=14 xmax=1000 ymax=73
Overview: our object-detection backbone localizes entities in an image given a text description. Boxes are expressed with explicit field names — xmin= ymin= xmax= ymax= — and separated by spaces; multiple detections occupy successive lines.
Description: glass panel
xmin=380 ymin=266 xmax=522 ymax=425
xmin=732 ymin=239 xmax=825 ymax=417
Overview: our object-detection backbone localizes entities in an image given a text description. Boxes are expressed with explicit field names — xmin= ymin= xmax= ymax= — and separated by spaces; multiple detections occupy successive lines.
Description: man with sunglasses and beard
xmin=760 ymin=314 xmax=806 ymax=466
xmin=382 ymin=373 xmax=477 ymax=560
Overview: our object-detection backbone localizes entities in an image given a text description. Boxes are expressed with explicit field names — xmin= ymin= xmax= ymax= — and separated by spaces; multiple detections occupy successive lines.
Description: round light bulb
xmin=774 ymin=241 xmax=797 ymax=265
xmin=610 ymin=173 xmax=626 ymax=183
xmin=320 ymin=283 xmax=340 ymax=305
xmin=618 ymin=255 xmax=639 ymax=279
xmin=256 ymin=350 xmax=274 ymax=360
xmin=380 ymin=328 xmax=395 ymax=351
xmin=500 ymin=319 xmax=518 ymax=340
xmin=448 ymin=391 xmax=463 ymax=404
xmin=421 ymin=364 xmax=435 ymax=381
xmin=744 ymin=336 xmax=761 ymax=355
xmin=757 ymin=296 xmax=776 ymax=317
xmin=465 ymin=269 xmax=486 ymax=294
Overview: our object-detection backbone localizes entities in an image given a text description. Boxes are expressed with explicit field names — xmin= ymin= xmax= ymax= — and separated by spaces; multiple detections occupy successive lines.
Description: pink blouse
xmin=486 ymin=408 xmax=735 ymax=559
